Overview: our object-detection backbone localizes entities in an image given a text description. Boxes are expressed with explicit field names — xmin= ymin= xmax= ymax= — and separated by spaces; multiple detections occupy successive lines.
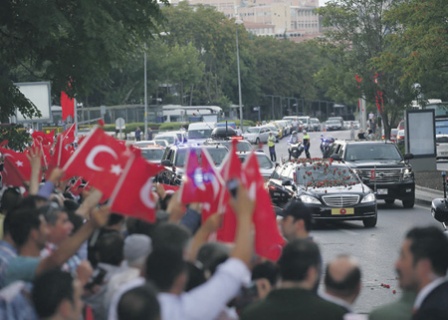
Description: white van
xmin=187 ymin=122 xmax=216 ymax=145
xmin=297 ymin=116 xmax=312 ymax=131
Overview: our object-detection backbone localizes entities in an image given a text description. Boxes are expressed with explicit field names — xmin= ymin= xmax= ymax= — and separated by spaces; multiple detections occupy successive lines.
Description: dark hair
xmin=8 ymin=207 xmax=42 ymax=247
xmin=145 ymin=249 xmax=187 ymax=292
xmin=32 ymin=269 xmax=74 ymax=318
xmin=406 ymin=226 xmax=448 ymax=276
xmin=126 ymin=218 xmax=155 ymax=238
xmin=107 ymin=213 xmax=125 ymax=226
xmin=281 ymin=200 xmax=313 ymax=232
xmin=185 ymin=262 xmax=206 ymax=291
xmin=0 ymin=187 xmax=23 ymax=214
xmin=278 ymin=239 xmax=321 ymax=282
xmin=151 ymin=222 xmax=192 ymax=255
xmin=38 ymin=202 xmax=64 ymax=225
xmin=196 ymin=242 xmax=230 ymax=274
xmin=117 ymin=283 xmax=160 ymax=320
xmin=324 ymin=255 xmax=361 ymax=297
xmin=252 ymin=261 xmax=280 ymax=286
xmin=96 ymin=233 xmax=124 ymax=266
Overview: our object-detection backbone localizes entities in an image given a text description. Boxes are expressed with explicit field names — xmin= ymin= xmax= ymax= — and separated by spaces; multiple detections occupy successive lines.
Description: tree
xmin=317 ymin=0 xmax=418 ymax=138
xmin=0 ymin=0 xmax=168 ymax=122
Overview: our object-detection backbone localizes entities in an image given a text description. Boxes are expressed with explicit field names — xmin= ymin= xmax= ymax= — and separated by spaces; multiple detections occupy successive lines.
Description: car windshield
xmin=436 ymin=135 xmax=448 ymax=143
xmin=326 ymin=120 xmax=340 ymax=125
xmin=154 ymin=140 xmax=168 ymax=147
xmin=175 ymin=148 xmax=228 ymax=167
xmin=246 ymin=127 xmax=260 ymax=134
xmin=140 ymin=149 xmax=164 ymax=162
xmin=238 ymin=153 xmax=273 ymax=169
xmin=345 ymin=144 xmax=402 ymax=161
xmin=188 ymin=129 xmax=213 ymax=139
xmin=155 ymin=135 xmax=174 ymax=144
xmin=296 ymin=163 xmax=359 ymax=188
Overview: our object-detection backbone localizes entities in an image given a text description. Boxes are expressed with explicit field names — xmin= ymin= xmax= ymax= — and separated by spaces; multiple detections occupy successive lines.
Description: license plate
xmin=377 ymin=188 xmax=388 ymax=195
xmin=331 ymin=208 xmax=354 ymax=215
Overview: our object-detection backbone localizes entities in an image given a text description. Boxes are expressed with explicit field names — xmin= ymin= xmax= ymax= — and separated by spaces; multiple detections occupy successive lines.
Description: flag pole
xmin=74 ymin=98 xmax=78 ymax=140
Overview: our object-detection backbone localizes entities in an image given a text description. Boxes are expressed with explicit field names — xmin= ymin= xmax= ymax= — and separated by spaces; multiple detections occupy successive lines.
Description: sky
xmin=319 ymin=0 xmax=328 ymax=6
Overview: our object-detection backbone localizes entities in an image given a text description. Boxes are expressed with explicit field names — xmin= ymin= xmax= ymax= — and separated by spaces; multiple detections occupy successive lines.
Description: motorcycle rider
xmin=302 ymin=130 xmax=311 ymax=159
xmin=288 ymin=131 xmax=300 ymax=160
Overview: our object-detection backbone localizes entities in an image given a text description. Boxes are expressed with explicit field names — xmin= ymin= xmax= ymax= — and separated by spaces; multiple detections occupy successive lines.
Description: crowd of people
xmin=0 ymin=151 xmax=447 ymax=320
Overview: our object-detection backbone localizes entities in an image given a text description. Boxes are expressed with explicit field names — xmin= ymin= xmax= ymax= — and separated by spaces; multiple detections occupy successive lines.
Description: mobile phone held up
xmin=227 ymin=179 xmax=239 ymax=198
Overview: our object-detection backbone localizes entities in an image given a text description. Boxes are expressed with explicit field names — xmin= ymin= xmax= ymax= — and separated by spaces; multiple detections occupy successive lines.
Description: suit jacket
xmin=413 ymin=280 xmax=448 ymax=320
xmin=241 ymin=287 xmax=346 ymax=320
xmin=369 ymin=291 xmax=416 ymax=320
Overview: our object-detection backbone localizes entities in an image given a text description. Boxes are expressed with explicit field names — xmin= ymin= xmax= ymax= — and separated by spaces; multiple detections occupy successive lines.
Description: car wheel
xmin=402 ymin=198 xmax=415 ymax=209
xmin=363 ymin=216 xmax=377 ymax=228
xmin=385 ymin=199 xmax=395 ymax=205
xmin=255 ymin=138 xmax=260 ymax=144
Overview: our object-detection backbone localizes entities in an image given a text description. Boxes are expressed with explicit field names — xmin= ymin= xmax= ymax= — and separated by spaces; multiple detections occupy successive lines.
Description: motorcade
xmin=436 ymin=134 xmax=448 ymax=160
xmin=187 ymin=122 xmax=216 ymax=145
xmin=282 ymin=116 xmax=304 ymax=132
xmin=133 ymin=139 xmax=170 ymax=148
xmin=136 ymin=145 xmax=165 ymax=164
xmin=268 ymin=159 xmax=377 ymax=228
xmin=328 ymin=140 xmax=415 ymax=208
xmin=154 ymin=132 xmax=181 ymax=146
xmin=236 ymin=151 xmax=275 ymax=180
xmin=210 ymin=127 xmax=238 ymax=140
xmin=243 ymin=126 xmax=270 ymax=144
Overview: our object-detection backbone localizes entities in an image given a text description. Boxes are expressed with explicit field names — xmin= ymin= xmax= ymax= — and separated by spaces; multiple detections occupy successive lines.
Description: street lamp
xmin=235 ymin=18 xmax=243 ymax=130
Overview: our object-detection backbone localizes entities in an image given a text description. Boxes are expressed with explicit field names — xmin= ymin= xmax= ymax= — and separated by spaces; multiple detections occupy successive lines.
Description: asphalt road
xmin=259 ymin=129 xmax=445 ymax=314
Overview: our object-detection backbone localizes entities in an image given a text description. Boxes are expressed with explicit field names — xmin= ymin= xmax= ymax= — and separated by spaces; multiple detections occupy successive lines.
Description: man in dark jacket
xmin=241 ymin=239 xmax=346 ymax=320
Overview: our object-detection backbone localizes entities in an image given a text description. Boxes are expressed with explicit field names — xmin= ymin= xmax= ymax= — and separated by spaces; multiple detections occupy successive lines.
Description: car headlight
xmin=361 ymin=193 xmax=376 ymax=203
xmin=403 ymin=168 xmax=413 ymax=181
xmin=299 ymin=195 xmax=321 ymax=204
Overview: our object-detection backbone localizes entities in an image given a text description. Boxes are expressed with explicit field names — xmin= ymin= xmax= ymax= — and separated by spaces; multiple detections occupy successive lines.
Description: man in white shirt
xmin=395 ymin=226 xmax=448 ymax=320
xmin=146 ymin=183 xmax=254 ymax=320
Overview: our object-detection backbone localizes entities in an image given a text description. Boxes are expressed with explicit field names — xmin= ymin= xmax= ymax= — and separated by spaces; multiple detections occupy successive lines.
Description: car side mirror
xmin=161 ymin=160 xmax=172 ymax=167
xmin=404 ymin=153 xmax=414 ymax=160
xmin=330 ymin=154 xmax=342 ymax=161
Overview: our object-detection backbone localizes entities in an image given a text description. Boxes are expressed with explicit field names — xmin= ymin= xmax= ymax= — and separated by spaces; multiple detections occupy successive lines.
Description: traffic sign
xmin=115 ymin=117 xmax=126 ymax=130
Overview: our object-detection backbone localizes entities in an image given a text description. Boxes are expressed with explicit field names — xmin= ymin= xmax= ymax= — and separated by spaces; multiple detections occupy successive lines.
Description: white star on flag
xmin=15 ymin=160 xmax=23 ymax=167
xmin=110 ymin=164 xmax=123 ymax=175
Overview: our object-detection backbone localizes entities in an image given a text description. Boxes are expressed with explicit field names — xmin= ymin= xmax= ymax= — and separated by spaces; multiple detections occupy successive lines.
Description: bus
xmin=161 ymin=105 xmax=223 ymax=123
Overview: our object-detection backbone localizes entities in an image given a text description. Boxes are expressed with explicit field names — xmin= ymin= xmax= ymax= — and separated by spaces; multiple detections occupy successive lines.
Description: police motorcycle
xmin=431 ymin=171 xmax=448 ymax=230
xmin=288 ymin=132 xmax=304 ymax=160
xmin=320 ymin=135 xmax=335 ymax=158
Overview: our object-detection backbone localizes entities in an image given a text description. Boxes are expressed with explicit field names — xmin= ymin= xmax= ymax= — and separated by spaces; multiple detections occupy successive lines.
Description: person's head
xmin=32 ymin=269 xmax=83 ymax=320
xmin=279 ymin=200 xmax=313 ymax=241
xmin=196 ymin=242 xmax=230 ymax=278
xmin=117 ymin=284 xmax=160 ymax=320
xmin=252 ymin=261 xmax=280 ymax=287
xmin=303 ymin=130 xmax=307 ymax=134
xmin=324 ymin=254 xmax=362 ymax=304
xmin=151 ymin=222 xmax=192 ymax=256
xmin=292 ymin=131 xmax=298 ymax=136
xmin=8 ymin=206 xmax=48 ymax=250
xmin=0 ymin=187 xmax=23 ymax=214
xmin=39 ymin=203 xmax=73 ymax=245
xmin=145 ymin=249 xmax=188 ymax=294
xmin=106 ymin=213 xmax=126 ymax=230
xmin=124 ymin=234 xmax=152 ymax=269
xmin=395 ymin=226 xmax=448 ymax=292
xmin=269 ymin=132 xmax=273 ymax=136
xmin=278 ymin=239 xmax=321 ymax=289
xmin=96 ymin=232 xmax=124 ymax=266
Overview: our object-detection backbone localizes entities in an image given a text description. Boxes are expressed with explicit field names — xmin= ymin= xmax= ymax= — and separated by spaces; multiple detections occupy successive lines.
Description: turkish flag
xmin=0 ymin=148 xmax=32 ymax=187
xmin=51 ymin=124 xmax=76 ymax=168
xmin=61 ymin=91 xmax=75 ymax=121
xmin=216 ymin=140 xmax=242 ymax=243
xmin=181 ymin=148 xmax=224 ymax=207
xmin=62 ymin=127 xmax=130 ymax=198
xmin=32 ymin=130 xmax=54 ymax=146
xmin=109 ymin=153 xmax=163 ymax=222
xmin=243 ymin=152 xmax=285 ymax=261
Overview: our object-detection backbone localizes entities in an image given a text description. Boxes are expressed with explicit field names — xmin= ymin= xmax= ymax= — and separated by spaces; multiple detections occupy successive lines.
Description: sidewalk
xmin=415 ymin=185 xmax=445 ymax=206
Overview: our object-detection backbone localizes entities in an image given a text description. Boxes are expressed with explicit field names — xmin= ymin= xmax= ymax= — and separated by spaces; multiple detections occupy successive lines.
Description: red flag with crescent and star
xmin=109 ymin=151 xmax=164 ymax=222
xmin=62 ymin=127 xmax=130 ymax=198
xmin=0 ymin=148 xmax=32 ymax=187
xmin=242 ymin=151 xmax=285 ymax=261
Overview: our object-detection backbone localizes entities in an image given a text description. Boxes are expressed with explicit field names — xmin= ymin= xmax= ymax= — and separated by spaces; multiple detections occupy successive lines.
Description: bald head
xmin=324 ymin=254 xmax=361 ymax=303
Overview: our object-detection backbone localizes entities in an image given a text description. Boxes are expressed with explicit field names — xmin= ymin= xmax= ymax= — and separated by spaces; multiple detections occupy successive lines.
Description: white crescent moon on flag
xmin=194 ymin=168 xmax=206 ymax=191
xmin=85 ymin=145 xmax=118 ymax=172
xmin=140 ymin=177 xmax=156 ymax=209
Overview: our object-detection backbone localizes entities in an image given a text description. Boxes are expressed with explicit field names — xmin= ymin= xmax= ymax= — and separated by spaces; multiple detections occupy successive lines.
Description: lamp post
xmin=144 ymin=44 xmax=148 ymax=140
xmin=235 ymin=18 xmax=243 ymax=130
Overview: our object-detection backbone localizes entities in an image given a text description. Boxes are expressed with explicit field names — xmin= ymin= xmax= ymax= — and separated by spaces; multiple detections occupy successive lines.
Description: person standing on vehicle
xmin=303 ymin=130 xmax=311 ymax=159
xmin=268 ymin=132 xmax=277 ymax=162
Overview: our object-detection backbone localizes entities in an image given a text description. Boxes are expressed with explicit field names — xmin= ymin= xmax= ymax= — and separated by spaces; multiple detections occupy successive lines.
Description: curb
xmin=415 ymin=185 xmax=445 ymax=207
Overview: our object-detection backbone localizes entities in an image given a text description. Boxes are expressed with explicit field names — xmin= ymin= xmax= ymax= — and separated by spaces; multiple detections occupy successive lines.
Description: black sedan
xmin=268 ymin=159 xmax=378 ymax=228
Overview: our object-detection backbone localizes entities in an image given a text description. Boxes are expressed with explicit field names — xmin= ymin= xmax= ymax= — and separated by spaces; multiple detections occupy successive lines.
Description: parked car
xmin=262 ymin=124 xmax=280 ymax=141
xmin=274 ymin=120 xmax=292 ymax=136
xmin=327 ymin=116 xmax=344 ymax=128
xmin=436 ymin=134 xmax=448 ymax=160
xmin=325 ymin=119 xmax=343 ymax=131
xmin=267 ymin=159 xmax=377 ymax=227
xmin=310 ymin=118 xmax=321 ymax=131
xmin=243 ymin=126 xmax=270 ymax=144
xmin=269 ymin=122 xmax=285 ymax=138
xmin=328 ymin=140 xmax=415 ymax=208
xmin=236 ymin=151 xmax=275 ymax=180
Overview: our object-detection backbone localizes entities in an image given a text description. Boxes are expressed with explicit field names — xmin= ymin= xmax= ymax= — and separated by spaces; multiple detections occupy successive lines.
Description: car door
xmin=260 ymin=128 xmax=269 ymax=142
